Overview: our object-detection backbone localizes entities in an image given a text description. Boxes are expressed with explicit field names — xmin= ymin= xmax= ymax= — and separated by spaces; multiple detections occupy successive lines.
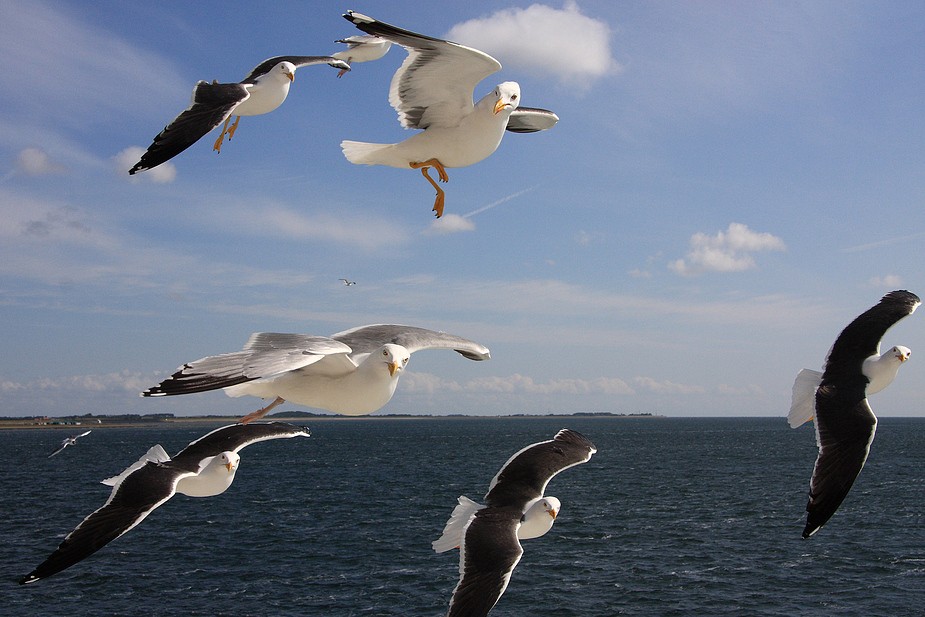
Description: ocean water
xmin=1 ymin=416 xmax=923 ymax=616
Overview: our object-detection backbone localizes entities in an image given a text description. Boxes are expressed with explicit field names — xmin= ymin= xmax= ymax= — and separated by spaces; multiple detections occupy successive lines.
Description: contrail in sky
xmin=842 ymin=231 xmax=925 ymax=252
xmin=462 ymin=185 xmax=539 ymax=218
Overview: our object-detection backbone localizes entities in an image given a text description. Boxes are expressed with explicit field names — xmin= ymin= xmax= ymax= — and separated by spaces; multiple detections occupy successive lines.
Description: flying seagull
xmin=434 ymin=429 xmax=597 ymax=617
xmin=340 ymin=11 xmax=559 ymax=218
xmin=142 ymin=324 xmax=490 ymax=424
xmin=128 ymin=55 xmax=350 ymax=174
xmin=331 ymin=34 xmax=392 ymax=77
xmin=48 ymin=430 xmax=92 ymax=458
xmin=795 ymin=290 xmax=920 ymax=538
xmin=20 ymin=422 xmax=309 ymax=584
xmin=339 ymin=278 xmax=357 ymax=286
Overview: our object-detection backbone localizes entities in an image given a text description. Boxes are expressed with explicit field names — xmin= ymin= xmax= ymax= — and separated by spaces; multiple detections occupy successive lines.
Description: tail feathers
xmin=101 ymin=444 xmax=170 ymax=486
xmin=432 ymin=496 xmax=482 ymax=553
xmin=340 ymin=140 xmax=395 ymax=166
xmin=788 ymin=368 xmax=822 ymax=428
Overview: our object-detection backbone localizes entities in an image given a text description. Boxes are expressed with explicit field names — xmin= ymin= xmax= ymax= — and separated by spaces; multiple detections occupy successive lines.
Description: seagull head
xmin=381 ymin=343 xmax=410 ymax=377
xmin=275 ymin=61 xmax=297 ymax=82
xmin=892 ymin=345 xmax=912 ymax=362
xmin=492 ymin=81 xmax=521 ymax=115
xmin=218 ymin=451 xmax=240 ymax=473
xmin=541 ymin=496 xmax=561 ymax=520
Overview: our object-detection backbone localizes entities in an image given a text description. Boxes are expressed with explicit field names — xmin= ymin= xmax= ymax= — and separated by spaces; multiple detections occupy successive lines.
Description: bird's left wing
xmin=129 ymin=81 xmax=249 ymax=174
xmin=802 ymin=386 xmax=878 ymax=538
xmin=330 ymin=324 xmax=490 ymax=360
xmin=344 ymin=11 xmax=501 ymax=130
xmin=505 ymin=107 xmax=560 ymax=133
xmin=447 ymin=506 xmax=523 ymax=617
xmin=172 ymin=422 xmax=310 ymax=469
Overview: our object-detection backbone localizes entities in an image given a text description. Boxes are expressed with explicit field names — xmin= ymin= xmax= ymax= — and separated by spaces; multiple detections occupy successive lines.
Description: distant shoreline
xmin=0 ymin=412 xmax=664 ymax=430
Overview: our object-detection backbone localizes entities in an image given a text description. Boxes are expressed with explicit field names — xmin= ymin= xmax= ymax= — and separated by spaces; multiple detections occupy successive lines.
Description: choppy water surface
xmin=2 ymin=417 xmax=923 ymax=615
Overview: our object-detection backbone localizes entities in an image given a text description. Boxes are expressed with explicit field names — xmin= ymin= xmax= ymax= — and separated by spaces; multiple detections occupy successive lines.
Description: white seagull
xmin=141 ymin=324 xmax=490 ymax=424
xmin=128 ymin=55 xmax=350 ymax=174
xmin=434 ymin=429 xmax=597 ymax=617
xmin=794 ymin=290 xmax=920 ymax=538
xmin=339 ymin=278 xmax=357 ymax=286
xmin=331 ymin=34 xmax=392 ymax=77
xmin=48 ymin=430 xmax=92 ymax=458
xmin=340 ymin=11 xmax=559 ymax=218
xmin=20 ymin=422 xmax=310 ymax=584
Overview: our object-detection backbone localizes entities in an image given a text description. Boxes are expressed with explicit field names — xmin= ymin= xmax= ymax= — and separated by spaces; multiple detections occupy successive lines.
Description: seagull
xmin=141 ymin=324 xmax=490 ymax=424
xmin=331 ymin=35 xmax=392 ymax=77
xmin=48 ymin=430 xmax=92 ymax=458
xmin=795 ymin=290 xmax=920 ymax=538
xmin=128 ymin=55 xmax=350 ymax=174
xmin=340 ymin=11 xmax=559 ymax=218
xmin=20 ymin=422 xmax=309 ymax=584
xmin=434 ymin=429 xmax=597 ymax=617
xmin=339 ymin=278 xmax=357 ymax=286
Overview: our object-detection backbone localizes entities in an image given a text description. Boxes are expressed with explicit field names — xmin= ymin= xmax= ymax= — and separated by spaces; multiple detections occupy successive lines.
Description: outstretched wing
xmin=506 ymin=107 xmax=559 ymax=133
xmin=242 ymin=55 xmax=348 ymax=83
xmin=344 ymin=11 xmax=501 ymax=130
xmin=129 ymin=81 xmax=249 ymax=174
xmin=330 ymin=324 xmax=490 ymax=361
xmin=172 ymin=422 xmax=310 ymax=470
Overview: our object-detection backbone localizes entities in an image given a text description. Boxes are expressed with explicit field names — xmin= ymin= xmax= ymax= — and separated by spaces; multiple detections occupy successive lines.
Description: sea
xmin=1 ymin=416 xmax=923 ymax=616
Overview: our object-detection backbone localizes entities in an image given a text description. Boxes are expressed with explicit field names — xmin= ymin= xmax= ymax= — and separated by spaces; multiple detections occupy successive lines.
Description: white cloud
xmin=669 ymin=222 xmax=785 ymax=276
xmin=469 ymin=373 xmax=634 ymax=395
xmin=632 ymin=376 xmax=705 ymax=395
xmin=115 ymin=147 xmax=176 ymax=183
xmin=446 ymin=2 xmax=620 ymax=88
xmin=15 ymin=147 xmax=66 ymax=176
xmin=427 ymin=213 xmax=476 ymax=235
xmin=869 ymin=274 xmax=903 ymax=288
xmin=0 ymin=371 xmax=150 ymax=394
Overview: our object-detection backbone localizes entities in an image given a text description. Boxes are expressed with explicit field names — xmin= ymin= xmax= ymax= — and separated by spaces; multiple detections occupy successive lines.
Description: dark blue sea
xmin=2 ymin=417 xmax=924 ymax=616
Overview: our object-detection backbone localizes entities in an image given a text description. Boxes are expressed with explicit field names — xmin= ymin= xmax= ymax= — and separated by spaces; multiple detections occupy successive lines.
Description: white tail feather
xmin=432 ymin=496 xmax=482 ymax=553
xmin=340 ymin=140 xmax=394 ymax=166
xmin=101 ymin=444 xmax=170 ymax=486
xmin=788 ymin=368 xmax=822 ymax=428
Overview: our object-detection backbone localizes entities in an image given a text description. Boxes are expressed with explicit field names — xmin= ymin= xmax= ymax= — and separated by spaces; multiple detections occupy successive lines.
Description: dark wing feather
xmin=447 ymin=507 xmax=523 ymax=617
xmin=141 ymin=350 xmax=256 ymax=396
xmin=171 ymin=422 xmax=310 ymax=470
xmin=242 ymin=55 xmax=347 ymax=83
xmin=484 ymin=429 xmax=597 ymax=509
xmin=803 ymin=385 xmax=878 ymax=537
xmin=822 ymin=290 xmax=920 ymax=387
xmin=19 ymin=462 xmax=183 ymax=584
xmin=129 ymin=81 xmax=248 ymax=174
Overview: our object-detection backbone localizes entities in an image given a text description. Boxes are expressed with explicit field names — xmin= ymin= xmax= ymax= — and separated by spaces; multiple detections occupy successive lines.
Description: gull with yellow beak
xmin=434 ymin=429 xmax=597 ymax=617
xmin=128 ymin=55 xmax=349 ymax=174
xmin=20 ymin=422 xmax=310 ymax=584
xmin=142 ymin=324 xmax=491 ymax=424
xmin=340 ymin=11 xmax=559 ymax=218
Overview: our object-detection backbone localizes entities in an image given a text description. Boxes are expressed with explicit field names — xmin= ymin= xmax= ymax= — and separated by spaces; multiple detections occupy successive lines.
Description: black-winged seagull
xmin=796 ymin=290 xmax=920 ymax=538
xmin=331 ymin=34 xmax=392 ymax=77
xmin=340 ymin=11 xmax=559 ymax=218
xmin=128 ymin=55 xmax=350 ymax=174
xmin=20 ymin=422 xmax=309 ymax=584
xmin=48 ymin=430 xmax=92 ymax=458
xmin=141 ymin=324 xmax=490 ymax=424
xmin=434 ymin=429 xmax=597 ymax=617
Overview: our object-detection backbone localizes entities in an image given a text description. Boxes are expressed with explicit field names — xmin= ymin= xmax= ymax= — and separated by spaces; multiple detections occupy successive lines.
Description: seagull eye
xmin=511 ymin=94 xmax=518 ymax=101
xmin=403 ymin=358 xmax=409 ymax=365
xmin=382 ymin=350 xmax=389 ymax=356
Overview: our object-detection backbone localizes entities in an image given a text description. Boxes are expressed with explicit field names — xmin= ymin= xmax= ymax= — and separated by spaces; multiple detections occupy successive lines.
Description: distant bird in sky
xmin=128 ymin=55 xmax=350 ymax=174
xmin=793 ymin=290 xmax=920 ymax=538
xmin=141 ymin=324 xmax=490 ymax=424
xmin=48 ymin=430 xmax=92 ymax=458
xmin=331 ymin=34 xmax=392 ymax=77
xmin=340 ymin=11 xmax=558 ymax=218
xmin=434 ymin=429 xmax=596 ymax=617
xmin=339 ymin=278 xmax=357 ymax=286
xmin=20 ymin=422 xmax=309 ymax=584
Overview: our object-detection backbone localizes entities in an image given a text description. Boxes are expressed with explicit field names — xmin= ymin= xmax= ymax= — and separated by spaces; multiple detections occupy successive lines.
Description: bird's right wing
xmin=505 ymin=107 xmax=559 ymax=133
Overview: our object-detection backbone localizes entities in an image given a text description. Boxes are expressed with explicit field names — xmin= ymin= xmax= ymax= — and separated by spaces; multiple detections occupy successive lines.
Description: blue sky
xmin=1 ymin=1 xmax=923 ymax=418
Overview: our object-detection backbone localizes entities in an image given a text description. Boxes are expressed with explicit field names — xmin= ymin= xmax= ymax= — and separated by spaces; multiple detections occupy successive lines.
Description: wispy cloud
xmin=669 ymin=222 xmax=785 ymax=276
xmin=842 ymin=232 xmax=925 ymax=253
xmin=446 ymin=2 xmax=620 ymax=89
xmin=15 ymin=147 xmax=67 ymax=176
xmin=115 ymin=147 xmax=176 ymax=183
xmin=426 ymin=186 xmax=537 ymax=235
xmin=869 ymin=274 xmax=904 ymax=288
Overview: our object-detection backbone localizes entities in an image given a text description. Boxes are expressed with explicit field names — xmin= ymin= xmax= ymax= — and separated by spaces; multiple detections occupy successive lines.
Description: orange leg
xmin=226 ymin=116 xmax=241 ymax=140
xmin=213 ymin=117 xmax=232 ymax=153
xmin=410 ymin=159 xmax=449 ymax=218
xmin=239 ymin=396 xmax=285 ymax=424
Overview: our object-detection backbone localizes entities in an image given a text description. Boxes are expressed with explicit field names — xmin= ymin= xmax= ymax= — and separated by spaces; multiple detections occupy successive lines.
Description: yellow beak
xmin=225 ymin=462 xmax=235 ymax=472
xmin=493 ymin=98 xmax=507 ymax=114
xmin=286 ymin=72 xmax=294 ymax=82
xmin=388 ymin=361 xmax=400 ymax=376
xmin=549 ymin=509 xmax=558 ymax=520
